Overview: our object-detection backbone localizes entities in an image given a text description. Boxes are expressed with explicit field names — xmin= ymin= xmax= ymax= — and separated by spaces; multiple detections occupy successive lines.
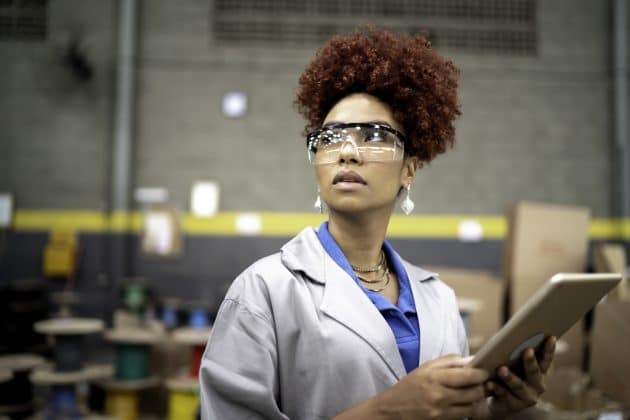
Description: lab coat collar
xmin=280 ymin=227 xmax=439 ymax=378
xmin=281 ymin=227 xmax=437 ymax=285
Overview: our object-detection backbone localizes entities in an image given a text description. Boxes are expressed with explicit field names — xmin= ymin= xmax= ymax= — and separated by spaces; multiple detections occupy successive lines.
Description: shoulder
xmin=224 ymin=253 xmax=289 ymax=302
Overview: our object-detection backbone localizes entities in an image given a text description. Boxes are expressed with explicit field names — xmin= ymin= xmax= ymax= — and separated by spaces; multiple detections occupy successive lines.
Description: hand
xmin=484 ymin=336 xmax=556 ymax=419
xmin=375 ymin=354 xmax=489 ymax=420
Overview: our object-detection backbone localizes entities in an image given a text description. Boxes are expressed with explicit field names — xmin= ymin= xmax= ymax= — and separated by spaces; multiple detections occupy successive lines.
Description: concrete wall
xmin=134 ymin=0 xmax=615 ymax=216
xmin=0 ymin=0 xmax=621 ymax=217
xmin=0 ymin=0 xmax=115 ymax=209
xmin=0 ymin=1 xmax=627 ymax=298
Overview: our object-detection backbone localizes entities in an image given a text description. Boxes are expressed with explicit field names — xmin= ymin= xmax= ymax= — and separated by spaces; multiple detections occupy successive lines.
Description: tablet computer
xmin=468 ymin=272 xmax=621 ymax=378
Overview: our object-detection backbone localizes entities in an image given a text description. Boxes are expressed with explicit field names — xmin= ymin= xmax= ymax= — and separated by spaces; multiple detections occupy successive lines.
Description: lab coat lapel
xmin=319 ymin=256 xmax=407 ymax=380
xmin=403 ymin=261 xmax=445 ymax=366
xmin=281 ymin=228 xmax=406 ymax=379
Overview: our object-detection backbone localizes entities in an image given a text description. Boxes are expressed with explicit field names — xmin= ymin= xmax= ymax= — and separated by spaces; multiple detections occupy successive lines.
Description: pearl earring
xmin=314 ymin=190 xmax=323 ymax=213
xmin=401 ymin=184 xmax=415 ymax=215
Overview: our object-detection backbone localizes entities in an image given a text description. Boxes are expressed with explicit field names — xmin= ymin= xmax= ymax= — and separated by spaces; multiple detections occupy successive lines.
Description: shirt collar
xmin=315 ymin=221 xmax=416 ymax=314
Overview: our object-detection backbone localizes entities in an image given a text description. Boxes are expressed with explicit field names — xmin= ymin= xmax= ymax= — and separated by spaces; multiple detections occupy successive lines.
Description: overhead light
xmin=222 ymin=92 xmax=247 ymax=118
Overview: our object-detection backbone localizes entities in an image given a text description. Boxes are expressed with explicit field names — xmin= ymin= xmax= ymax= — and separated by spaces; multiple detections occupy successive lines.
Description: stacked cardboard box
xmin=590 ymin=243 xmax=630 ymax=407
xmin=590 ymin=300 xmax=630 ymax=407
xmin=429 ymin=267 xmax=503 ymax=353
xmin=509 ymin=366 xmax=629 ymax=419
xmin=503 ymin=202 xmax=591 ymax=368
xmin=593 ymin=243 xmax=630 ymax=302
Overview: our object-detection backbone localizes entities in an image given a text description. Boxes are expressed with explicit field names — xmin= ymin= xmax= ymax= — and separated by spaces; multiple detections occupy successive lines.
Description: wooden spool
xmin=166 ymin=377 xmax=200 ymax=420
xmin=34 ymin=318 xmax=104 ymax=373
xmin=171 ymin=327 xmax=212 ymax=378
xmin=32 ymin=318 xmax=106 ymax=418
xmin=0 ymin=354 xmax=45 ymax=416
xmin=105 ymin=390 xmax=139 ymax=420
xmin=105 ymin=328 xmax=162 ymax=382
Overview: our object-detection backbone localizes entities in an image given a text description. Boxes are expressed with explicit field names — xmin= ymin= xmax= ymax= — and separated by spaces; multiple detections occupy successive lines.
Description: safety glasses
xmin=306 ymin=122 xmax=406 ymax=165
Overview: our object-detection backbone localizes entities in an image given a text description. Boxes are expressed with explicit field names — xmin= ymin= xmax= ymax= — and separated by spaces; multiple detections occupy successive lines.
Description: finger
xmin=522 ymin=348 xmax=545 ymax=394
xmin=537 ymin=336 xmax=556 ymax=373
xmin=484 ymin=381 xmax=494 ymax=397
xmin=438 ymin=367 xmax=489 ymax=388
xmin=485 ymin=380 xmax=510 ymax=398
xmin=497 ymin=366 xmax=537 ymax=405
xmin=442 ymin=384 xmax=486 ymax=405
xmin=426 ymin=354 xmax=470 ymax=369
xmin=493 ymin=385 xmax=509 ymax=398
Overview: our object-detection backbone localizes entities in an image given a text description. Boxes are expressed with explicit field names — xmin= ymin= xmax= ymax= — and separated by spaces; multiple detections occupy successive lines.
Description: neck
xmin=327 ymin=205 xmax=393 ymax=269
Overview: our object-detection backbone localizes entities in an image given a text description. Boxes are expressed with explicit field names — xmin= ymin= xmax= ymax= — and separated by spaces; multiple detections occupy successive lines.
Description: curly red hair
xmin=295 ymin=26 xmax=461 ymax=166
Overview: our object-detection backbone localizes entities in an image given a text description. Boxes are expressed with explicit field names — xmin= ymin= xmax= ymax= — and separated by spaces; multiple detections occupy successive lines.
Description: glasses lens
xmin=308 ymin=125 xmax=404 ymax=165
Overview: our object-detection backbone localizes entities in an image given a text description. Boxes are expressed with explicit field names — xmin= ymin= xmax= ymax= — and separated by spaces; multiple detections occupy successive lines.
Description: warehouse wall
xmin=1 ymin=0 xmax=628 ymax=304
xmin=135 ymin=0 xmax=613 ymax=216
xmin=0 ymin=0 xmax=115 ymax=209
xmin=0 ymin=0 xmax=620 ymax=215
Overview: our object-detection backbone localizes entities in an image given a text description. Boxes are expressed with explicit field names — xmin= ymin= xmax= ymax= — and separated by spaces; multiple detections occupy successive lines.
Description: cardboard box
xmin=502 ymin=202 xmax=591 ymax=368
xmin=590 ymin=300 xmax=630 ymax=406
xmin=510 ymin=366 xmax=628 ymax=419
xmin=593 ymin=243 xmax=630 ymax=302
xmin=429 ymin=266 xmax=503 ymax=353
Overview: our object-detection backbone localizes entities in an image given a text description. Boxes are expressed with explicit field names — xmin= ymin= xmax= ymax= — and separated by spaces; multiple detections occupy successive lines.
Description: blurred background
xmin=0 ymin=0 xmax=629 ymax=419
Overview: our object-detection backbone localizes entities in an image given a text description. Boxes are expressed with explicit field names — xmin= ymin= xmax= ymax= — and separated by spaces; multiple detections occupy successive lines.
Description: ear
xmin=400 ymin=156 xmax=419 ymax=187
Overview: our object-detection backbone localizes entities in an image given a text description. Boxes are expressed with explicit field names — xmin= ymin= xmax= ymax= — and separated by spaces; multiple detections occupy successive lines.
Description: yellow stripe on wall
xmin=9 ymin=210 xmax=630 ymax=240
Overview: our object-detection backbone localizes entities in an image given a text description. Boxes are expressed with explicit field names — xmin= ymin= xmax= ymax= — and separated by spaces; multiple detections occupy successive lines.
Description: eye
xmin=319 ymin=131 xmax=336 ymax=145
xmin=363 ymin=129 xmax=387 ymax=143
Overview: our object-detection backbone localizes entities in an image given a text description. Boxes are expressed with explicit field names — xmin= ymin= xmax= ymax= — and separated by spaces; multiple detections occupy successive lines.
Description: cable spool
xmin=0 ymin=354 xmax=45 ymax=417
xmin=48 ymin=384 xmax=80 ymax=418
xmin=34 ymin=318 xmax=103 ymax=372
xmin=188 ymin=307 xmax=209 ymax=328
xmin=116 ymin=343 xmax=150 ymax=381
xmin=121 ymin=279 xmax=151 ymax=319
xmin=190 ymin=345 xmax=204 ymax=378
xmin=105 ymin=328 xmax=161 ymax=381
xmin=101 ymin=327 xmax=162 ymax=419
xmin=166 ymin=378 xmax=200 ymax=420
xmin=160 ymin=298 xmax=182 ymax=331
xmin=31 ymin=318 xmax=108 ymax=418
xmin=171 ymin=327 xmax=212 ymax=378
xmin=50 ymin=291 xmax=82 ymax=318
xmin=105 ymin=389 xmax=139 ymax=420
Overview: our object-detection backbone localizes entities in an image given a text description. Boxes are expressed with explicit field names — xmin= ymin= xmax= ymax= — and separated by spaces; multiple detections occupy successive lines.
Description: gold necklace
xmin=356 ymin=267 xmax=389 ymax=284
xmin=351 ymin=251 xmax=385 ymax=273
xmin=358 ymin=270 xmax=391 ymax=293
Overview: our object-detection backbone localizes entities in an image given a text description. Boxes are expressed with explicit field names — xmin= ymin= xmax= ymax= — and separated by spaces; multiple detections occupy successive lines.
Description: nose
xmin=337 ymin=137 xmax=363 ymax=164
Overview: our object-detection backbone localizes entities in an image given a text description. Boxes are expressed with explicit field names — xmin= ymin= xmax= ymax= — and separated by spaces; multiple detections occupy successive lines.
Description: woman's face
xmin=314 ymin=93 xmax=417 ymax=214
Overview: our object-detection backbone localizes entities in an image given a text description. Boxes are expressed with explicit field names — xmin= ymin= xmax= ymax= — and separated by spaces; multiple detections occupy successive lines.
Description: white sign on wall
xmin=190 ymin=181 xmax=220 ymax=217
xmin=0 ymin=194 xmax=13 ymax=227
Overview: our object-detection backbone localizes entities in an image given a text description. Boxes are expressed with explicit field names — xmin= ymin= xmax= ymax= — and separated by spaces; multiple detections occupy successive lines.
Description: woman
xmin=200 ymin=27 xmax=555 ymax=420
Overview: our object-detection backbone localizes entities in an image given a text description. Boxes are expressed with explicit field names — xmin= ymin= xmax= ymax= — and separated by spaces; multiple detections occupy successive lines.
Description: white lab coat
xmin=200 ymin=227 xmax=468 ymax=420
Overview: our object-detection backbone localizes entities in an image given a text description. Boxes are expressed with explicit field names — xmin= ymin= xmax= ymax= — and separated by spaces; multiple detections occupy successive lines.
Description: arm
xmin=199 ymin=297 xmax=288 ymax=420
xmin=333 ymin=355 xmax=489 ymax=420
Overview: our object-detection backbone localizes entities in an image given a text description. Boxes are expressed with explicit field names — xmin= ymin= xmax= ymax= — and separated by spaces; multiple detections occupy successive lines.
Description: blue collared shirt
xmin=316 ymin=222 xmax=420 ymax=373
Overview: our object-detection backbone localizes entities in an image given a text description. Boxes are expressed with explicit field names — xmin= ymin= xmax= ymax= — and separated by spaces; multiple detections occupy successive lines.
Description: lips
xmin=332 ymin=171 xmax=367 ymax=185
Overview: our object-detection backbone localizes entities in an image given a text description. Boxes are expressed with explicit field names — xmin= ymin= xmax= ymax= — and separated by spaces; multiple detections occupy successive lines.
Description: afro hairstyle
xmin=295 ymin=26 xmax=461 ymax=167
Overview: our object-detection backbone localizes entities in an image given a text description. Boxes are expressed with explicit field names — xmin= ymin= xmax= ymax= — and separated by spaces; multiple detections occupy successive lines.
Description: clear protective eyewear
xmin=306 ymin=122 xmax=406 ymax=165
